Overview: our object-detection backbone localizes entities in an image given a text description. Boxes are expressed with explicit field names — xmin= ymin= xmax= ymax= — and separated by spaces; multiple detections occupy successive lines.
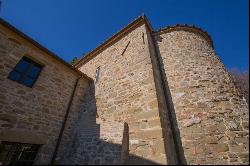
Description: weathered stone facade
xmin=0 ymin=15 xmax=248 ymax=165
xmin=154 ymin=28 xmax=249 ymax=164
xmin=77 ymin=22 xmax=176 ymax=165
xmin=0 ymin=20 xmax=92 ymax=165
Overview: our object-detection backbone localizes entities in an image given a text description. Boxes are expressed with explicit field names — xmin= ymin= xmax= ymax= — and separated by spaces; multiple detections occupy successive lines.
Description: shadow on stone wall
xmin=57 ymin=83 xmax=160 ymax=165
xmin=153 ymin=34 xmax=187 ymax=165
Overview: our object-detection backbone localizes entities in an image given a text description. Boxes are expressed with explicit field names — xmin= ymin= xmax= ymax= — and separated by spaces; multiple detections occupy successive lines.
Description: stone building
xmin=0 ymin=15 xmax=249 ymax=165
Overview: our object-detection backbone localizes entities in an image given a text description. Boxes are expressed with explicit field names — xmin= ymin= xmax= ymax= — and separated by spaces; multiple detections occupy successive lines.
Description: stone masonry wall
xmin=0 ymin=24 xmax=90 ymax=165
xmin=145 ymin=27 xmax=179 ymax=164
xmin=2 ymin=18 xmax=248 ymax=165
xmin=154 ymin=30 xmax=249 ymax=165
xmin=78 ymin=23 xmax=169 ymax=164
xmin=55 ymin=82 xmax=124 ymax=165
xmin=57 ymin=82 xmax=98 ymax=165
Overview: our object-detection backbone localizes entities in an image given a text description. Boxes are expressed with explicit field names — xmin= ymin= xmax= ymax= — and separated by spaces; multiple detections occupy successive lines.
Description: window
xmin=0 ymin=142 xmax=40 ymax=165
xmin=8 ymin=56 xmax=43 ymax=87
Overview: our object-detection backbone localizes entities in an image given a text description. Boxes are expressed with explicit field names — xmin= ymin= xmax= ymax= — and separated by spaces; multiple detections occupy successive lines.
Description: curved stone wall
xmin=154 ymin=28 xmax=249 ymax=165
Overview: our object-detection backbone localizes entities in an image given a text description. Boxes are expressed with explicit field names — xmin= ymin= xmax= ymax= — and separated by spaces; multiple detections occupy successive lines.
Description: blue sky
xmin=1 ymin=0 xmax=249 ymax=71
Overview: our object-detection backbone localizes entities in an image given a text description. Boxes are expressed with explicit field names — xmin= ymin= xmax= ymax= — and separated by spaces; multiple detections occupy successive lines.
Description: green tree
xmin=70 ymin=57 xmax=79 ymax=65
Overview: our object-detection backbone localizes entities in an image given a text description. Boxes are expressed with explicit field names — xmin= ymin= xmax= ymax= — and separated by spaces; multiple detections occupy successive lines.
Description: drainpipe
xmin=50 ymin=75 xmax=82 ymax=165
xmin=150 ymin=33 xmax=184 ymax=165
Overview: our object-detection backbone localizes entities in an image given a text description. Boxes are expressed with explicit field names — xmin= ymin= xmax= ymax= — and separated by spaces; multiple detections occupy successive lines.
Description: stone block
xmin=0 ymin=114 xmax=17 ymax=123
xmin=204 ymin=136 xmax=218 ymax=144
xmin=229 ymin=144 xmax=247 ymax=153
xmin=148 ymin=118 xmax=161 ymax=127
xmin=209 ymin=143 xmax=229 ymax=152
xmin=183 ymin=116 xmax=201 ymax=127
xmin=152 ymin=138 xmax=165 ymax=154
xmin=132 ymin=129 xmax=163 ymax=139
xmin=136 ymin=110 xmax=160 ymax=120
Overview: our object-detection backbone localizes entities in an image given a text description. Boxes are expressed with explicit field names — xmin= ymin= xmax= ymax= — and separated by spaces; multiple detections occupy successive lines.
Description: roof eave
xmin=74 ymin=15 xmax=154 ymax=68
xmin=153 ymin=24 xmax=214 ymax=48
xmin=0 ymin=18 xmax=93 ymax=82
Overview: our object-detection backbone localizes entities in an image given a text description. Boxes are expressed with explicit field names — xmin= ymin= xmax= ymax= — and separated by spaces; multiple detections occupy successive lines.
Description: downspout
xmin=150 ymin=32 xmax=184 ymax=164
xmin=50 ymin=75 xmax=82 ymax=165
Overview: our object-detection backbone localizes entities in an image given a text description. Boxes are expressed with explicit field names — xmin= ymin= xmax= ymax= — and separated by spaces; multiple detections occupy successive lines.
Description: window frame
xmin=0 ymin=141 xmax=41 ymax=165
xmin=8 ymin=56 xmax=44 ymax=88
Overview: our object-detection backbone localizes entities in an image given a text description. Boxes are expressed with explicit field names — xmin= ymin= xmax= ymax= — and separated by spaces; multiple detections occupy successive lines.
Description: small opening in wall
xmin=95 ymin=66 xmax=100 ymax=83
xmin=142 ymin=32 xmax=145 ymax=44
